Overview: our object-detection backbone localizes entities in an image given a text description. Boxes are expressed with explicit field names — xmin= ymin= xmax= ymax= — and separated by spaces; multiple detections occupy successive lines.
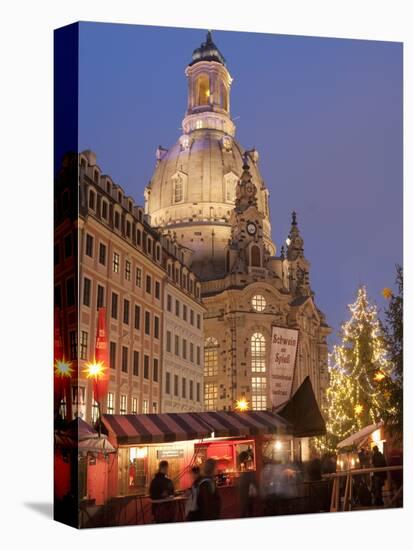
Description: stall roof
xmin=102 ymin=410 xmax=290 ymax=445
xmin=274 ymin=377 xmax=326 ymax=437
xmin=337 ymin=422 xmax=382 ymax=449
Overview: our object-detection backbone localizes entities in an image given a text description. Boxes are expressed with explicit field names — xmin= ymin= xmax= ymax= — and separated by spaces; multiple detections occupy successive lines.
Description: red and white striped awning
xmin=102 ymin=411 xmax=289 ymax=445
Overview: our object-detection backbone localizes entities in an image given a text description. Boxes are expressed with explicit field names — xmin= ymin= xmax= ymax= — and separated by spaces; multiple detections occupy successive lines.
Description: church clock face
xmin=247 ymin=222 xmax=256 ymax=236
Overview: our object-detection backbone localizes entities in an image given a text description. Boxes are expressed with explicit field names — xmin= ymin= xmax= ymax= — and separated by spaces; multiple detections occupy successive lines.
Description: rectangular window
xmin=144 ymin=311 xmax=151 ymax=335
xmin=80 ymin=331 xmax=88 ymax=360
xmin=182 ymin=377 xmax=187 ymax=399
xmin=111 ymin=292 xmax=118 ymax=319
xmin=190 ymin=342 xmax=194 ymax=363
xmin=165 ymin=372 xmax=171 ymax=394
xmin=97 ymin=284 xmax=104 ymax=309
xmin=136 ymin=267 xmax=142 ymax=287
xmin=174 ymin=375 xmax=179 ymax=397
xmin=133 ymin=350 xmax=139 ymax=376
xmin=85 ymin=234 xmax=94 ymax=257
xmin=144 ymin=355 xmax=149 ymax=379
xmin=69 ymin=331 xmax=77 ymax=360
xmin=120 ymin=394 xmax=127 ymax=414
xmin=154 ymin=316 xmax=160 ymax=339
xmin=91 ymin=400 xmax=99 ymax=423
xmin=64 ymin=234 xmax=72 ymax=259
xmin=251 ymin=377 xmax=267 ymax=411
xmin=167 ymin=294 xmax=172 ymax=312
xmin=197 ymin=314 xmax=201 ymax=329
xmin=101 ymin=201 xmax=108 ymax=220
xmin=54 ymin=285 xmax=62 ymax=308
xmin=83 ymin=277 xmax=91 ymax=307
xmin=123 ymin=299 xmax=130 ymax=324
xmin=190 ymin=309 xmax=194 ymax=326
xmin=88 ymin=190 xmax=95 ymax=209
xmin=136 ymin=229 xmax=142 ymax=246
xmin=204 ymin=383 xmax=218 ymax=411
xmin=174 ymin=334 xmax=179 ymax=356
xmin=153 ymin=358 xmax=159 ymax=382
xmin=153 ymin=402 xmax=158 ymax=413
xmin=155 ymin=281 xmax=160 ymax=299
xmin=110 ymin=342 xmax=116 ymax=369
xmin=182 ymin=339 xmax=187 ymax=360
xmin=54 ymin=244 xmax=60 ymax=266
xmin=166 ymin=330 xmax=171 ymax=352
xmin=146 ymin=275 xmax=152 ymax=294
xmin=113 ymin=252 xmax=120 ymax=273
xmin=131 ymin=397 xmax=138 ymax=414
xmin=107 ymin=392 xmax=114 ymax=414
xmin=175 ymin=300 xmax=180 ymax=317
xmin=196 ymin=382 xmax=201 ymax=402
xmin=143 ymin=400 xmax=149 ymax=414
xmin=125 ymin=260 xmax=131 ymax=281
xmin=134 ymin=305 xmax=141 ymax=330
xmin=99 ymin=243 xmax=106 ymax=265
xmin=121 ymin=346 xmax=128 ymax=373
xmin=183 ymin=305 xmax=187 ymax=321
xmin=196 ymin=346 xmax=201 ymax=366
xmin=114 ymin=211 xmax=120 ymax=229
xmin=189 ymin=380 xmax=194 ymax=401
xmin=66 ymin=277 xmax=75 ymax=307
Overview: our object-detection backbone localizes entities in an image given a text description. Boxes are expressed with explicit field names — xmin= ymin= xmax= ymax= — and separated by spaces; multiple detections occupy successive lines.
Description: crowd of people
xmin=148 ymin=444 xmax=396 ymax=523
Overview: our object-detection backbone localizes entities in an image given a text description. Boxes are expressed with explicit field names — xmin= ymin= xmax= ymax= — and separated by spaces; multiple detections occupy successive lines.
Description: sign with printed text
xmin=157 ymin=449 xmax=184 ymax=460
xmin=270 ymin=326 xmax=299 ymax=407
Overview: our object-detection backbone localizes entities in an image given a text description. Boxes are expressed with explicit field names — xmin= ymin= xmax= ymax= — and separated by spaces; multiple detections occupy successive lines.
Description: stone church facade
xmin=145 ymin=32 xmax=330 ymax=412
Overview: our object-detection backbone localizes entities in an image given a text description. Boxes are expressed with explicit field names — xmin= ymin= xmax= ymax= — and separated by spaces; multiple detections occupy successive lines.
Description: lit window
xmin=143 ymin=400 xmax=149 ymax=414
xmin=107 ymin=392 xmax=114 ymax=414
xmin=80 ymin=331 xmax=88 ymax=360
xmin=251 ymin=295 xmax=266 ymax=312
xmin=113 ymin=252 xmax=120 ymax=273
xmin=251 ymin=377 xmax=267 ymax=411
xmin=196 ymin=74 xmax=210 ymax=106
xmin=204 ymin=383 xmax=218 ymax=411
xmin=91 ymin=400 xmax=99 ymax=423
xmin=251 ymin=333 xmax=266 ymax=372
xmin=204 ymin=337 xmax=218 ymax=377
xmin=131 ymin=397 xmax=138 ymax=414
xmin=120 ymin=394 xmax=127 ymax=414
xmin=125 ymin=260 xmax=131 ymax=281
xmin=196 ymin=119 xmax=203 ymax=130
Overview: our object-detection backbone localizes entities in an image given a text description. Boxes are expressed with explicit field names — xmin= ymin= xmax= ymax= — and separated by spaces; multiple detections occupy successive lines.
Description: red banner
xmin=53 ymin=308 xmax=72 ymax=419
xmin=94 ymin=307 xmax=109 ymax=404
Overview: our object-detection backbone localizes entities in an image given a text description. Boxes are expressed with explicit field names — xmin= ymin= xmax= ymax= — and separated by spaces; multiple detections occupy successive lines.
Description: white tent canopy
xmin=337 ymin=422 xmax=383 ymax=449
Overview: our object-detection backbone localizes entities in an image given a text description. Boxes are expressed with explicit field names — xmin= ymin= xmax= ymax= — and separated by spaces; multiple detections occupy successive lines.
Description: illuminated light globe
xmin=235 ymin=398 xmax=249 ymax=411
xmin=84 ymin=360 xmax=106 ymax=379
xmin=54 ymin=359 xmax=73 ymax=377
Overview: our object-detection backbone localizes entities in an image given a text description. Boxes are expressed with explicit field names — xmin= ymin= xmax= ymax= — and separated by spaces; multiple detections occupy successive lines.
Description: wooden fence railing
xmin=323 ymin=465 xmax=403 ymax=512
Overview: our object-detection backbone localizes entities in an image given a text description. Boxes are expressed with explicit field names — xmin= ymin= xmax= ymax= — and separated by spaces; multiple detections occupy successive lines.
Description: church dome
xmin=144 ymin=32 xmax=275 ymax=281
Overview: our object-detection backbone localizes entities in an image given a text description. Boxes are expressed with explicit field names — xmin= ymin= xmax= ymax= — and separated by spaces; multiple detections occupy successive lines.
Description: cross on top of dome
xmin=190 ymin=30 xmax=226 ymax=66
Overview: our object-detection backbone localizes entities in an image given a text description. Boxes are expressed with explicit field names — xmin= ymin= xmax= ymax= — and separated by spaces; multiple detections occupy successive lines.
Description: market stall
xmin=102 ymin=410 xmax=291 ymax=497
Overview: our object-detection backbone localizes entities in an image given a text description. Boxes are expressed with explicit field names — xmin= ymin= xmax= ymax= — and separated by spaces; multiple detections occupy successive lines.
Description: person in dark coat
xmin=185 ymin=466 xmax=202 ymax=521
xmin=371 ymin=446 xmax=387 ymax=506
xmin=197 ymin=458 xmax=221 ymax=521
xmin=149 ymin=460 xmax=175 ymax=522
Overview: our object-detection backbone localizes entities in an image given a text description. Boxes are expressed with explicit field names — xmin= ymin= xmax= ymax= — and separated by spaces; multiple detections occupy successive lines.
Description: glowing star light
xmin=84 ymin=360 xmax=105 ymax=379
xmin=354 ymin=404 xmax=364 ymax=416
xmin=54 ymin=359 xmax=73 ymax=377
xmin=382 ymin=288 xmax=393 ymax=299
xmin=235 ymin=398 xmax=249 ymax=412
xmin=374 ymin=371 xmax=386 ymax=382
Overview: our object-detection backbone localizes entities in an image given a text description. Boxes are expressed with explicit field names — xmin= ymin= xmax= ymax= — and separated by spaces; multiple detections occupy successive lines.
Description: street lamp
xmin=235 ymin=398 xmax=249 ymax=412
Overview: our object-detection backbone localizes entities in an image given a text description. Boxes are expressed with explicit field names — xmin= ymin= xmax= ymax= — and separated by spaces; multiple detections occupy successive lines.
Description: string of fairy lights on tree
xmin=316 ymin=286 xmax=393 ymax=453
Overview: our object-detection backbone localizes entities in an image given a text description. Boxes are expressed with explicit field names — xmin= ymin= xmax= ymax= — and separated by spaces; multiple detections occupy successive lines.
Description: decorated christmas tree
xmin=319 ymin=286 xmax=392 ymax=453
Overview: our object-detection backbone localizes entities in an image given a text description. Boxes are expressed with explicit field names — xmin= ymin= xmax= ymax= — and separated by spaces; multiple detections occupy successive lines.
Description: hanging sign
xmin=270 ymin=327 xmax=299 ymax=407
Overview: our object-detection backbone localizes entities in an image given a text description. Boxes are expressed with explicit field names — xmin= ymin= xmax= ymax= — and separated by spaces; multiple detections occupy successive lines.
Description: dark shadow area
xmin=23 ymin=502 xmax=53 ymax=519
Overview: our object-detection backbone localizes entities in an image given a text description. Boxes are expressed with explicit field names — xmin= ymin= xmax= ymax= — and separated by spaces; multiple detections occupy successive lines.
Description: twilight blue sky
xmin=78 ymin=22 xmax=403 ymax=340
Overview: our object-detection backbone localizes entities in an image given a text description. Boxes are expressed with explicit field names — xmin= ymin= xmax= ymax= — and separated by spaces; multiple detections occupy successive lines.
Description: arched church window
xmin=196 ymin=74 xmax=210 ymax=106
xmin=251 ymin=245 xmax=261 ymax=267
xmin=174 ymin=175 xmax=183 ymax=203
xmin=204 ymin=337 xmax=219 ymax=377
xmin=251 ymin=332 xmax=266 ymax=372
xmin=251 ymin=295 xmax=266 ymax=312
xmin=220 ymin=80 xmax=228 ymax=111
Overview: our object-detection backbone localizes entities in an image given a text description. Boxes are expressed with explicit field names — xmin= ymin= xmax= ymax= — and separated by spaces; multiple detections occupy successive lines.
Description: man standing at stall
xmin=149 ymin=460 xmax=175 ymax=522
xmin=371 ymin=446 xmax=387 ymax=506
